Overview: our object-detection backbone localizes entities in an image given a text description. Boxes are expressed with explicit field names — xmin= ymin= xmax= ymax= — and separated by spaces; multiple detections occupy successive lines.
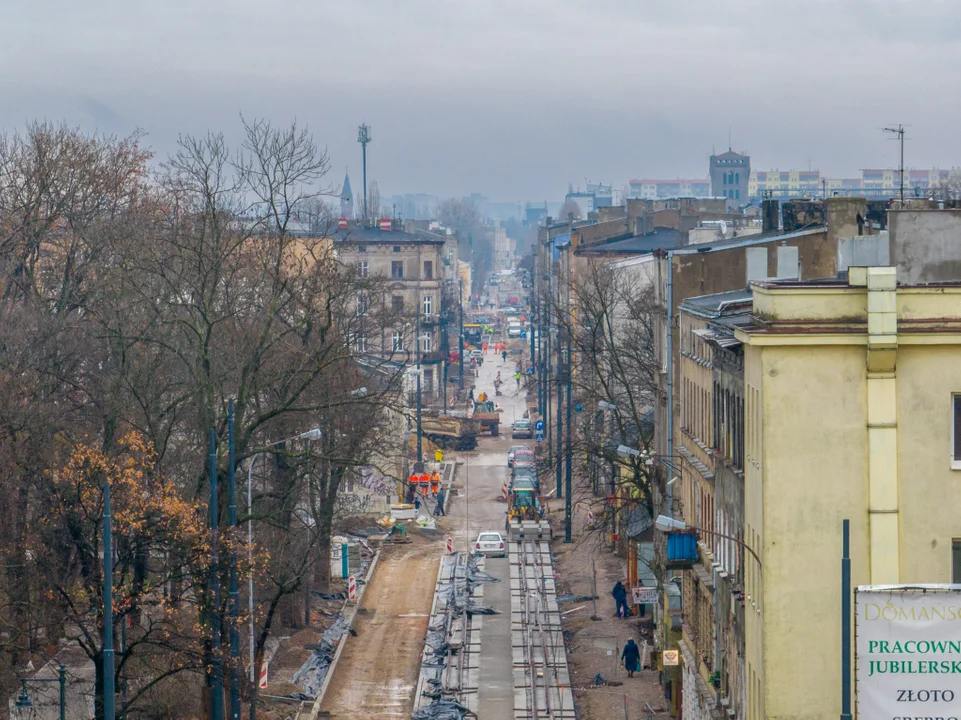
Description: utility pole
xmin=564 ymin=331 xmax=573 ymax=543
xmin=840 ymin=518 xmax=852 ymax=720
xmin=883 ymin=124 xmax=906 ymax=206
xmin=458 ymin=277 xmax=464 ymax=390
xmin=555 ymin=325 xmax=563 ymax=502
xmin=416 ymin=312 xmax=423 ymax=463
xmin=103 ymin=477 xmax=115 ymax=720
xmin=227 ymin=401 xmax=240 ymax=720
xmin=209 ymin=429 xmax=224 ymax=720
xmin=357 ymin=124 xmax=371 ymax=223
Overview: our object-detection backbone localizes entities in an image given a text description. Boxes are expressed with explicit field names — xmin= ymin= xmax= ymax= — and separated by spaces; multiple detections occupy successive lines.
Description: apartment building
xmin=334 ymin=222 xmax=447 ymax=397
xmin=734 ymin=267 xmax=961 ymax=719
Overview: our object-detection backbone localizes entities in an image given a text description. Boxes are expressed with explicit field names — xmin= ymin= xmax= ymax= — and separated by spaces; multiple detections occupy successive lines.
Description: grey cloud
xmin=1 ymin=0 xmax=959 ymax=200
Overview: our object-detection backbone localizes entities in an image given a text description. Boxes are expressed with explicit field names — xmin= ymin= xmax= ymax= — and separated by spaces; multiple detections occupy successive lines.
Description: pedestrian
xmin=612 ymin=580 xmax=629 ymax=618
xmin=621 ymin=638 xmax=641 ymax=678
xmin=434 ymin=489 xmax=446 ymax=515
xmin=468 ymin=386 xmax=475 ymax=402
xmin=515 ymin=371 xmax=521 ymax=388
xmin=430 ymin=469 xmax=441 ymax=496
xmin=502 ymin=350 xmax=507 ymax=363
xmin=414 ymin=496 xmax=421 ymax=513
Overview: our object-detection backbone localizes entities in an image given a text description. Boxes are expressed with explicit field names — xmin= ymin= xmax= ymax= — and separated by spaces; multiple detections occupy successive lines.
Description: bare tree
xmin=559 ymin=197 xmax=582 ymax=221
xmin=542 ymin=256 xmax=659 ymax=538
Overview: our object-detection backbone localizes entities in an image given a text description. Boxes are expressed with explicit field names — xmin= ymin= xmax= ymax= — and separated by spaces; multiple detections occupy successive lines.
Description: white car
xmin=474 ymin=531 xmax=506 ymax=557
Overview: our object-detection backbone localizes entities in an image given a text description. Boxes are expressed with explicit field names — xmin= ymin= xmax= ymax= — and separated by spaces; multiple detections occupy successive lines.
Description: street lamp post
xmin=227 ymin=401 xmax=241 ymax=720
xmin=458 ymin=278 xmax=465 ymax=391
xmin=15 ymin=665 xmax=66 ymax=720
xmin=103 ymin=477 xmax=115 ymax=720
xmin=416 ymin=315 xmax=423 ymax=464
xmin=209 ymin=429 xmax=224 ymax=720
xmin=245 ymin=426 xmax=322 ymax=720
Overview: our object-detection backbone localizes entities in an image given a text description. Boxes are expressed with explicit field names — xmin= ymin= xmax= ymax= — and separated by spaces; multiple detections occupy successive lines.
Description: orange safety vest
xmin=430 ymin=473 xmax=440 ymax=493
xmin=419 ymin=473 xmax=430 ymax=494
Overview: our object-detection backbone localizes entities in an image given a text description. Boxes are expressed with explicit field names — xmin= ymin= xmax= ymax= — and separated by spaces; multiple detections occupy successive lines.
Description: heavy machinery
xmin=471 ymin=398 xmax=500 ymax=436
xmin=506 ymin=479 xmax=551 ymax=540
xmin=420 ymin=415 xmax=481 ymax=451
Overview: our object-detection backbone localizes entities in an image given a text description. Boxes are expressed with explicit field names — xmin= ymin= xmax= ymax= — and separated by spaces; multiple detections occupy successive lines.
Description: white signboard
xmin=857 ymin=585 xmax=961 ymax=719
xmin=632 ymin=586 xmax=659 ymax=605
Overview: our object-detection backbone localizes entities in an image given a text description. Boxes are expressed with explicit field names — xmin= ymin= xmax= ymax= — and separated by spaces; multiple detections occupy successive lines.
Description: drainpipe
xmin=714 ymin=565 xmax=720 ymax=707
xmin=666 ymin=250 xmax=675 ymax=518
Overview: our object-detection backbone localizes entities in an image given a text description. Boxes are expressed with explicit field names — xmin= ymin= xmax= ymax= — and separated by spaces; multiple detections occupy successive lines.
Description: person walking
xmin=515 ymin=371 xmax=521 ymax=388
xmin=621 ymin=638 xmax=641 ymax=678
xmin=434 ymin=488 xmax=446 ymax=515
xmin=612 ymin=580 xmax=629 ymax=618
xmin=501 ymin=350 xmax=508 ymax=363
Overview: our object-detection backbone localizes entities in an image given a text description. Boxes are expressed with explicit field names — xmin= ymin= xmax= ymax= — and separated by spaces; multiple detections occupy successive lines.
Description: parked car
xmin=508 ymin=445 xmax=529 ymax=467
xmin=474 ymin=531 xmax=506 ymax=557
xmin=513 ymin=455 xmax=536 ymax=471
xmin=512 ymin=418 xmax=533 ymax=439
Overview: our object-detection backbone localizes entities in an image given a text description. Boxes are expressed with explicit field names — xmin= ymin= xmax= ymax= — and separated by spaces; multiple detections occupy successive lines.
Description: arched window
xmin=723 ymin=173 xmax=728 ymax=186
xmin=735 ymin=172 xmax=740 ymax=185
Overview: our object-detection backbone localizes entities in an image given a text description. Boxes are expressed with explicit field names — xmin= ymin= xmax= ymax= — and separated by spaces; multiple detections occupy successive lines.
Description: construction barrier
xmin=446 ymin=534 xmax=453 ymax=554
xmin=259 ymin=661 xmax=268 ymax=689
xmin=501 ymin=482 xmax=508 ymax=500
xmin=347 ymin=576 xmax=357 ymax=602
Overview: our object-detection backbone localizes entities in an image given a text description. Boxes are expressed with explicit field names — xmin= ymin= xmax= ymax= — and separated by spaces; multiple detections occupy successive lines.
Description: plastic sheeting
xmin=291 ymin=614 xmax=350 ymax=699
xmin=412 ymin=698 xmax=476 ymax=720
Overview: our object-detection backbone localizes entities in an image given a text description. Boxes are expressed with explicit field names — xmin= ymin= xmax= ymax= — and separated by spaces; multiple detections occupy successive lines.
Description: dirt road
xmin=320 ymin=541 xmax=439 ymax=719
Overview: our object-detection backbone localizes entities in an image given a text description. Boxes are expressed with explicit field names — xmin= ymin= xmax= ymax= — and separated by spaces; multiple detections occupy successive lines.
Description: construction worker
xmin=419 ymin=473 xmax=430 ymax=496
xmin=515 ymin=371 xmax=521 ymax=388
xmin=430 ymin=469 xmax=441 ymax=496
xmin=435 ymin=448 xmax=443 ymax=464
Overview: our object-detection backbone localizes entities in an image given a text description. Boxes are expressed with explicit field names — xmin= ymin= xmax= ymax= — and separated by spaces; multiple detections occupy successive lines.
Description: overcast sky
xmin=3 ymin=0 xmax=959 ymax=202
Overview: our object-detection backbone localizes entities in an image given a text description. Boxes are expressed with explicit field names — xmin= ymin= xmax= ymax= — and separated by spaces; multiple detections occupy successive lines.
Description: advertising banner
xmin=857 ymin=585 xmax=961 ymax=719
xmin=632 ymin=586 xmax=659 ymax=605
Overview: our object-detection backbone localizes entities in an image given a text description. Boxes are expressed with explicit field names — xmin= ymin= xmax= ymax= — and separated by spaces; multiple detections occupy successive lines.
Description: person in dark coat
xmin=611 ymin=580 xmax=629 ymax=618
xmin=434 ymin=489 xmax=446 ymax=515
xmin=621 ymin=638 xmax=641 ymax=677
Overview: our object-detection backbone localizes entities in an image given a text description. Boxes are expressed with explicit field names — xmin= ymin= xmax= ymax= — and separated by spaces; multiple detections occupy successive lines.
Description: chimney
xmin=762 ymin=199 xmax=780 ymax=233
xmin=338 ymin=217 xmax=348 ymax=229
xmin=379 ymin=218 xmax=392 ymax=231
xmin=746 ymin=247 xmax=767 ymax=286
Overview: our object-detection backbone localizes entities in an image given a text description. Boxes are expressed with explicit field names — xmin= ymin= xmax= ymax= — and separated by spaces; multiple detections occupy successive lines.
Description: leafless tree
xmin=559 ymin=197 xmax=582 ymax=221
xmin=541 ymin=255 xmax=659 ymax=540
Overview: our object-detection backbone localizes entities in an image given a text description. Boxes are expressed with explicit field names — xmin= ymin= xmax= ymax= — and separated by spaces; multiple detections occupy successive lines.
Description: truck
xmin=420 ymin=415 xmax=481 ymax=451
xmin=471 ymin=399 xmax=500 ymax=436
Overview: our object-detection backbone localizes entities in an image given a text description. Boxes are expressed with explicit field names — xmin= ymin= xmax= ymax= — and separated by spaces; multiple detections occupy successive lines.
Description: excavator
xmin=506 ymin=478 xmax=551 ymax=541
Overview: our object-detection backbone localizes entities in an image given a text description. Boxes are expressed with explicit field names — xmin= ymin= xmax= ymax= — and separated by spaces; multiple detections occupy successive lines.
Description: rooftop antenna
xmin=882 ymin=124 xmax=906 ymax=206
xmin=728 ymin=126 xmax=732 ymax=151
xmin=357 ymin=123 xmax=372 ymax=223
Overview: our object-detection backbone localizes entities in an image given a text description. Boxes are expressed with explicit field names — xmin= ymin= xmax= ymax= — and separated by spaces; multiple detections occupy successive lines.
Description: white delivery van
xmin=507 ymin=321 xmax=522 ymax=338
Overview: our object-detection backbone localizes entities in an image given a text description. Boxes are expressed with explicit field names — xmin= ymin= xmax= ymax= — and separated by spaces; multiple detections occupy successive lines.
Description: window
xmin=954 ymin=541 xmax=961 ymax=583
xmin=393 ymin=245 xmax=401 ymax=253
xmin=358 ymin=261 xmax=369 ymax=277
xmin=356 ymin=292 xmax=370 ymax=316
xmin=421 ymin=333 xmax=433 ymax=353
xmin=736 ymin=189 xmax=740 ymax=200
xmin=357 ymin=245 xmax=367 ymax=253
xmin=391 ymin=261 xmax=404 ymax=279
xmin=350 ymin=334 xmax=367 ymax=352
xmin=423 ymin=295 xmax=433 ymax=316
xmin=423 ymin=260 xmax=433 ymax=279
xmin=391 ymin=295 xmax=404 ymax=313
xmin=391 ymin=331 xmax=403 ymax=352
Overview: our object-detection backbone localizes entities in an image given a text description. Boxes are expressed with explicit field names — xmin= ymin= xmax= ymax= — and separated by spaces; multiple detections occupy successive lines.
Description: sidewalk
xmin=552 ymin=504 xmax=671 ymax=719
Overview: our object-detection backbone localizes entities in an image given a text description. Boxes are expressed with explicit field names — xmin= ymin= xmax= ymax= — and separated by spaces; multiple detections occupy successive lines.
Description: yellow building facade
xmin=736 ymin=269 xmax=961 ymax=719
